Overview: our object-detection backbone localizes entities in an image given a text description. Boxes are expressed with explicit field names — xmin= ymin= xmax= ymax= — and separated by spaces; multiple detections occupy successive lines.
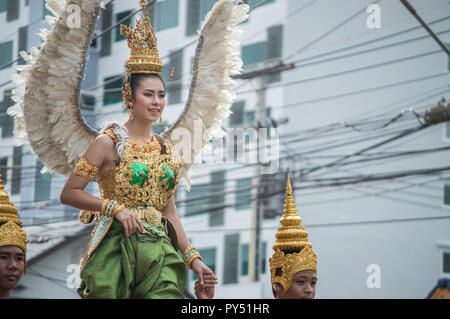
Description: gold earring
xmin=159 ymin=115 xmax=162 ymax=123
xmin=129 ymin=106 xmax=134 ymax=120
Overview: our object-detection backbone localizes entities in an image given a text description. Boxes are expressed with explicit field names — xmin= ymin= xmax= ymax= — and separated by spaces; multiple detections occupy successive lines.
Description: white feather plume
xmin=8 ymin=0 xmax=101 ymax=177
xmin=162 ymin=0 xmax=249 ymax=191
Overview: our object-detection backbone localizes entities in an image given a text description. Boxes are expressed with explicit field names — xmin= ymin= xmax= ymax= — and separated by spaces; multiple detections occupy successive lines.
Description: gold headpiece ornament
xmin=0 ymin=173 xmax=27 ymax=253
xmin=269 ymin=173 xmax=317 ymax=294
xmin=120 ymin=0 xmax=163 ymax=111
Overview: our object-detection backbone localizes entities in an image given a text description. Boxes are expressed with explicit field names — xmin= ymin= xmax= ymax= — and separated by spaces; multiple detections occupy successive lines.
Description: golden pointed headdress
xmin=120 ymin=0 xmax=163 ymax=109
xmin=0 ymin=173 xmax=27 ymax=253
xmin=269 ymin=173 xmax=317 ymax=294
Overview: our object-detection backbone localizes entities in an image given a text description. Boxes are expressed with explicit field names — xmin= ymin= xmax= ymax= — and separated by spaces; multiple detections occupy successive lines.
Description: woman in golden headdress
xmin=9 ymin=0 xmax=249 ymax=299
xmin=0 ymin=173 xmax=27 ymax=299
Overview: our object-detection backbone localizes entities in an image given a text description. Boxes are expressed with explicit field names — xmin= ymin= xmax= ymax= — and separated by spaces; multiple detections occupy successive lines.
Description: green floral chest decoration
xmin=159 ymin=164 xmax=176 ymax=191
xmin=127 ymin=162 xmax=177 ymax=191
xmin=128 ymin=162 xmax=148 ymax=188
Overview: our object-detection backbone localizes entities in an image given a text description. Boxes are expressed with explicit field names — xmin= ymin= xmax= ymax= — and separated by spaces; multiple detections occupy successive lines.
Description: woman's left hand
xmin=191 ymin=258 xmax=215 ymax=286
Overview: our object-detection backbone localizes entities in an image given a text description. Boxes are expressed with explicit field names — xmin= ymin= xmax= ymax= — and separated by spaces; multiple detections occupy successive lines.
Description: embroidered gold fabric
xmin=269 ymin=174 xmax=317 ymax=293
xmin=96 ymin=134 xmax=182 ymax=212
xmin=74 ymin=157 xmax=99 ymax=180
xmin=103 ymin=129 xmax=116 ymax=143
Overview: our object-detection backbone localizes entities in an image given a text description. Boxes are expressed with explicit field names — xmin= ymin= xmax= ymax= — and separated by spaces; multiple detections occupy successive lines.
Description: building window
xmin=26 ymin=0 xmax=29 ymax=6
xmin=267 ymin=24 xmax=283 ymax=83
xmin=261 ymin=241 xmax=267 ymax=274
xmin=209 ymin=171 xmax=225 ymax=226
xmin=103 ymin=75 xmax=124 ymax=106
xmin=42 ymin=0 xmax=52 ymax=18
xmin=444 ymin=185 xmax=450 ymax=206
xmin=446 ymin=122 xmax=450 ymax=139
xmin=201 ymin=0 xmax=217 ymax=17
xmin=229 ymin=101 xmax=245 ymax=127
xmin=100 ymin=2 xmax=113 ymax=57
xmin=443 ymin=251 xmax=450 ymax=275
xmin=185 ymin=0 xmax=217 ymax=36
xmin=34 ymin=160 xmax=51 ymax=202
xmin=0 ymin=41 xmax=13 ymax=70
xmin=244 ymin=0 xmax=275 ymax=9
xmin=1 ymin=89 xmax=14 ymax=138
xmin=235 ymin=177 xmax=252 ymax=210
xmin=156 ymin=0 xmax=179 ymax=32
xmin=0 ymin=158 xmax=7 ymax=185
xmin=241 ymin=244 xmax=249 ymax=276
xmin=242 ymin=42 xmax=267 ymax=67
xmin=0 ymin=0 xmax=5 ymax=13
xmin=446 ymin=44 xmax=450 ymax=71
xmin=6 ymin=0 xmax=19 ymax=22
xmin=81 ymin=94 xmax=96 ymax=111
xmin=115 ymin=10 xmax=133 ymax=42
xmin=162 ymin=49 xmax=183 ymax=104
xmin=193 ymin=247 xmax=216 ymax=280
xmin=18 ymin=26 xmax=28 ymax=65
xmin=11 ymin=146 xmax=22 ymax=194
xmin=241 ymin=24 xmax=283 ymax=83
xmin=223 ymin=233 xmax=239 ymax=284
xmin=186 ymin=0 xmax=201 ymax=36
xmin=184 ymin=184 xmax=208 ymax=217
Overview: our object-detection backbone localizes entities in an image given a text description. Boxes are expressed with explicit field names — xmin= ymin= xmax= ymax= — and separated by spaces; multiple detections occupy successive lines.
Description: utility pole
xmin=233 ymin=62 xmax=295 ymax=283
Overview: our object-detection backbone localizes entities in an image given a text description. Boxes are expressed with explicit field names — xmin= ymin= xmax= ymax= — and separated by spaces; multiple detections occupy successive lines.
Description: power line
xmin=399 ymin=0 xmax=450 ymax=57
xmin=282 ymin=0 xmax=381 ymax=62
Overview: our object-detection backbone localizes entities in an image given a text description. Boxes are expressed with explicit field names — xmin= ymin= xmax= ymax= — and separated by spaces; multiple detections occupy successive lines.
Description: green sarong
xmin=78 ymin=219 xmax=186 ymax=299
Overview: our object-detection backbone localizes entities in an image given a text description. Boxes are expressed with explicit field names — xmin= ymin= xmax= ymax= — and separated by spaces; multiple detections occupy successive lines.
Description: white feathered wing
xmin=162 ymin=0 xmax=249 ymax=191
xmin=8 ymin=0 xmax=102 ymax=177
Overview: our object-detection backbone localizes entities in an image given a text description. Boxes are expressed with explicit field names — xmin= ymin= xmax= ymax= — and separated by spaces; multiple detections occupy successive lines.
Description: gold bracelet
xmin=101 ymin=199 xmax=109 ymax=217
xmin=111 ymin=204 xmax=126 ymax=218
xmin=183 ymin=245 xmax=195 ymax=259
xmin=187 ymin=252 xmax=202 ymax=270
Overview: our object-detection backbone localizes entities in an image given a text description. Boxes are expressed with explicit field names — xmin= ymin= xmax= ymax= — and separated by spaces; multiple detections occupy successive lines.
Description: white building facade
xmin=1 ymin=0 xmax=449 ymax=299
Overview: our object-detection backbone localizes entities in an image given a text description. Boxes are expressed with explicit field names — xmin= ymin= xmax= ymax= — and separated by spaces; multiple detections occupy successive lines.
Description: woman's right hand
xmin=115 ymin=208 xmax=145 ymax=237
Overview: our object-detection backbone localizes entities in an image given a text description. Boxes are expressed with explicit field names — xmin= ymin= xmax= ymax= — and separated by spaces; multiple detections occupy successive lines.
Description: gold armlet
xmin=74 ymin=157 xmax=99 ymax=180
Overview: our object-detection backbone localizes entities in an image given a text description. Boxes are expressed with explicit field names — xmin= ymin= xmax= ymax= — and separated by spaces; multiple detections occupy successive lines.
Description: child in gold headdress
xmin=269 ymin=173 xmax=318 ymax=299
xmin=0 ymin=173 xmax=27 ymax=299
xmin=194 ymin=173 xmax=317 ymax=299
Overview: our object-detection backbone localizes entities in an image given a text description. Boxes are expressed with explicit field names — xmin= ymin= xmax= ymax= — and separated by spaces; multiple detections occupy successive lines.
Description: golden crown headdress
xmin=120 ymin=0 xmax=163 ymax=109
xmin=0 ymin=173 xmax=27 ymax=253
xmin=269 ymin=173 xmax=317 ymax=294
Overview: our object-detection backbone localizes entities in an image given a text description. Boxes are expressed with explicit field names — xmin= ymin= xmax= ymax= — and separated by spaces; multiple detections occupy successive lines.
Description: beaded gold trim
xmin=0 ymin=221 xmax=27 ymax=253
xmin=269 ymin=246 xmax=317 ymax=293
xmin=103 ymin=129 xmax=116 ymax=143
xmin=74 ymin=157 xmax=99 ymax=180
xmin=130 ymin=206 xmax=162 ymax=226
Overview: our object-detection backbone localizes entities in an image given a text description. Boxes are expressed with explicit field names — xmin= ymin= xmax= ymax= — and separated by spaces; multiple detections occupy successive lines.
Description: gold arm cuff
xmin=74 ymin=157 xmax=99 ymax=180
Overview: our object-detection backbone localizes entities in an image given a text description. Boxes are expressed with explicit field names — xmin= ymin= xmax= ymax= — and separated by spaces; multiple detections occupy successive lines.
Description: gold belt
xmin=129 ymin=206 xmax=162 ymax=226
